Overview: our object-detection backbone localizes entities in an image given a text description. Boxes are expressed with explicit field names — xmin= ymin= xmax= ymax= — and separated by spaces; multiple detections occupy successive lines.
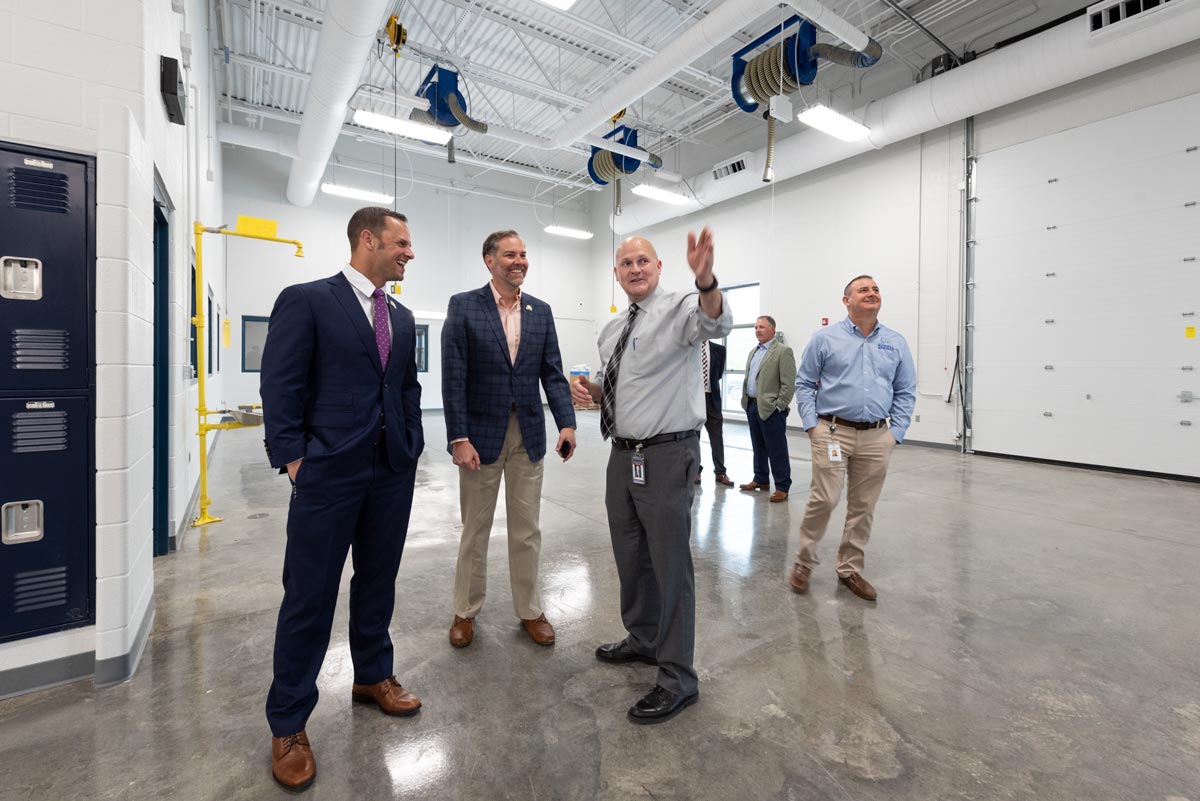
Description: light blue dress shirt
xmin=794 ymin=318 xmax=917 ymax=442
xmin=745 ymin=337 xmax=774 ymax=398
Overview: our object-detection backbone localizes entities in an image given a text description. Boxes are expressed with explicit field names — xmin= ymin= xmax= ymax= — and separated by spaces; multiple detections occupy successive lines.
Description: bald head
xmin=616 ymin=236 xmax=659 ymax=264
xmin=614 ymin=235 xmax=663 ymax=303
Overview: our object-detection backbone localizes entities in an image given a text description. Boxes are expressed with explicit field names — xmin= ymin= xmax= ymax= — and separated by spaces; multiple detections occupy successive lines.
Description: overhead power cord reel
xmin=732 ymin=15 xmax=882 ymax=182
xmin=384 ymin=14 xmax=407 ymax=55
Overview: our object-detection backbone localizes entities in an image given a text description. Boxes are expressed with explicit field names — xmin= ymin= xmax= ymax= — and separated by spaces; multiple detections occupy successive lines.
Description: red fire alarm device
xmin=821 ymin=317 xmax=829 ymax=326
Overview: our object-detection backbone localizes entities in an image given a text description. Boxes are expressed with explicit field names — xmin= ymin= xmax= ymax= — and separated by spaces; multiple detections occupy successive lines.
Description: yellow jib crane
xmin=192 ymin=216 xmax=303 ymax=527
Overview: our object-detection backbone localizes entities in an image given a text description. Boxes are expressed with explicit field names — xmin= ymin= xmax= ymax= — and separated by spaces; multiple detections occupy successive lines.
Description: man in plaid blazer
xmin=442 ymin=230 xmax=577 ymax=649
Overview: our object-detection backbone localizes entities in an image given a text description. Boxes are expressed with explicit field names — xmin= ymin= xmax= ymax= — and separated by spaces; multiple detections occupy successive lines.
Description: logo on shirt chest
xmin=876 ymin=338 xmax=896 ymax=353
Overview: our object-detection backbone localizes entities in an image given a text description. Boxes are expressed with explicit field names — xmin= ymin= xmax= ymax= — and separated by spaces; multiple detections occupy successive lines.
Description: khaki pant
xmin=796 ymin=423 xmax=895 ymax=576
xmin=453 ymin=411 xmax=545 ymax=620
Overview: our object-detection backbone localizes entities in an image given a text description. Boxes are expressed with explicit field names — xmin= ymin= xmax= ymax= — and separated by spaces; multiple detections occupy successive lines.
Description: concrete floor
xmin=1 ymin=411 xmax=1199 ymax=801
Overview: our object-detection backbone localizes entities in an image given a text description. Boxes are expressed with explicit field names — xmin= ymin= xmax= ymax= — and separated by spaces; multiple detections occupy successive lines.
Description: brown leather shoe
xmin=839 ymin=572 xmax=878 ymax=601
xmin=521 ymin=613 xmax=555 ymax=646
xmin=351 ymin=676 xmax=422 ymax=716
xmin=789 ymin=564 xmax=811 ymax=594
xmin=769 ymin=490 xmax=788 ymax=503
xmin=739 ymin=480 xmax=769 ymax=491
xmin=449 ymin=615 xmax=474 ymax=648
xmin=714 ymin=473 xmax=735 ymax=487
xmin=271 ymin=731 xmax=315 ymax=791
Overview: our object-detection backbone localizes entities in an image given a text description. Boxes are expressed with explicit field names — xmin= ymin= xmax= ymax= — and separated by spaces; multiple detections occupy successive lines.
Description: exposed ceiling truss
xmin=211 ymin=0 xmax=1075 ymax=201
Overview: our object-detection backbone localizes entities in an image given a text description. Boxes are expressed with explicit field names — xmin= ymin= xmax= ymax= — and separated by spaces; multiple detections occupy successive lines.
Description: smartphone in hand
xmin=559 ymin=440 xmax=571 ymax=459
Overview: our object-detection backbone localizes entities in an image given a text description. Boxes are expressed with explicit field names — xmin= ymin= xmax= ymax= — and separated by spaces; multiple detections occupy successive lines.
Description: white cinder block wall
xmin=0 ymin=0 xmax=225 ymax=691
xmin=588 ymin=40 xmax=1200 ymax=448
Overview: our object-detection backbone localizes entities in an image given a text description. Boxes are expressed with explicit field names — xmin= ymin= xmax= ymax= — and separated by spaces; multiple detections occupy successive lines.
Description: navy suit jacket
xmin=708 ymin=341 xmax=727 ymax=395
xmin=441 ymin=284 xmax=575 ymax=464
xmin=260 ymin=272 xmax=424 ymax=475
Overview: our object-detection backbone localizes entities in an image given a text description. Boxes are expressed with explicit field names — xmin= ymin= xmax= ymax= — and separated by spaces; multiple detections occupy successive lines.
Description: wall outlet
xmin=915 ymin=414 xmax=921 ymax=423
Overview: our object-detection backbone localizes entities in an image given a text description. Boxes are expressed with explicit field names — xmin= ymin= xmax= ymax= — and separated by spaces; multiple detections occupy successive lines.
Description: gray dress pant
xmin=604 ymin=435 xmax=700 ymax=697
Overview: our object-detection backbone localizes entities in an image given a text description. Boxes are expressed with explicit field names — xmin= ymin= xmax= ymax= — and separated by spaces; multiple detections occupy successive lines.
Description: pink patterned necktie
xmin=372 ymin=288 xmax=391 ymax=369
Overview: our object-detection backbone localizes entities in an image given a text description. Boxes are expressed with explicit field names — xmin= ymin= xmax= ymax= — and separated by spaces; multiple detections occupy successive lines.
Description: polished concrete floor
xmin=2 ymin=411 xmax=1199 ymax=801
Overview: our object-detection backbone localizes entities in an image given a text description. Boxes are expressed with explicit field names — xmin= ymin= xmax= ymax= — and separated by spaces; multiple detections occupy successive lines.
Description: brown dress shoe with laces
xmin=789 ymin=564 xmax=811 ymax=594
xmin=769 ymin=490 xmax=788 ymax=502
xmin=714 ymin=473 xmax=735 ymax=487
xmin=839 ymin=572 xmax=878 ymax=601
xmin=449 ymin=615 xmax=474 ymax=648
xmin=521 ymin=613 xmax=555 ymax=646
xmin=351 ymin=676 xmax=422 ymax=716
xmin=272 ymin=730 xmax=315 ymax=791
xmin=739 ymin=480 xmax=769 ymax=492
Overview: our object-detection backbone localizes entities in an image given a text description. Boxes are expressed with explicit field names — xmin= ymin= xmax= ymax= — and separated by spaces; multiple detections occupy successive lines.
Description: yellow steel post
xmin=192 ymin=221 xmax=222 ymax=526
xmin=191 ymin=218 xmax=303 ymax=528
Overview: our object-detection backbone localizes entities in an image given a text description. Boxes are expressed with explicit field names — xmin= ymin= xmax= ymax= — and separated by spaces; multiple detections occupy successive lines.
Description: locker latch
xmin=1 ymin=257 xmax=43 ymax=301
xmin=2 ymin=500 xmax=44 ymax=545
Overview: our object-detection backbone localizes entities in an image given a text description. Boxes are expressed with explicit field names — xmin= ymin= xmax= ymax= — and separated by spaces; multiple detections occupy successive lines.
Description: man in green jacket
xmin=739 ymin=316 xmax=796 ymax=502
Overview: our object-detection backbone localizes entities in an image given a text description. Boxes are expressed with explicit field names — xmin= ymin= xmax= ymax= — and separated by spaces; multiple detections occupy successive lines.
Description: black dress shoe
xmin=627 ymin=685 xmax=699 ymax=724
xmin=594 ymin=641 xmax=657 ymax=665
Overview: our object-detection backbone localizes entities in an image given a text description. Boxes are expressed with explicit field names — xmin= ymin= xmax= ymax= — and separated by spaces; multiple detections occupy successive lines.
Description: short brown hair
xmin=843 ymin=274 xmax=874 ymax=297
xmin=482 ymin=229 xmax=521 ymax=259
xmin=347 ymin=207 xmax=407 ymax=250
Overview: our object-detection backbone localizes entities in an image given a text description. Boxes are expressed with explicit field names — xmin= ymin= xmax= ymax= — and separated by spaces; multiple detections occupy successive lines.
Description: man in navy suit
xmin=442 ymin=230 xmax=576 ymax=649
xmin=260 ymin=207 xmax=424 ymax=791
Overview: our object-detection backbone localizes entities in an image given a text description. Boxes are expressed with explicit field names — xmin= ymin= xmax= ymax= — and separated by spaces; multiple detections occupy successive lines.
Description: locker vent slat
xmin=15 ymin=566 xmax=68 ymax=612
xmin=11 ymin=329 xmax=70 ymax=371
xmin=9 ymin=167 xmax=70 ymax=213
xmin=12 ymin=410 xmax=68 ymax=452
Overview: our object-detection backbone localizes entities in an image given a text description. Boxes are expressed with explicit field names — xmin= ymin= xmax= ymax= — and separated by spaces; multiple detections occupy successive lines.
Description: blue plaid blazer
xmin=441 ymin=285 xmax=576 ymax=464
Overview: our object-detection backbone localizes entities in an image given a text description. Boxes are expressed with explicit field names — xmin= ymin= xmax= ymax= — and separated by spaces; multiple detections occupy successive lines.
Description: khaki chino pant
xmin=796 ymin=423 xmax=895 ymax=576
xmin=453 ymin=411 xmax=545 ymax=620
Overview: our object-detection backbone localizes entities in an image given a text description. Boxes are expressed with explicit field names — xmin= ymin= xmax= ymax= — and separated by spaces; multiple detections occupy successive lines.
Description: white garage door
xmin=972 ymin=92 xmax=1200 ymax=477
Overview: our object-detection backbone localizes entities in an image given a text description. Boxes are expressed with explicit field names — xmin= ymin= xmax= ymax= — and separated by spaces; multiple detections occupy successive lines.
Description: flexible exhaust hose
xmin=809 ymin=37 xmax=882 ymax=68
xmin=744 ymin=41 xmax=801 ymax=104
xmin=446 ymin=93 xmax=488 ymax=134
xmin=763 ymin=115 xmax=776 ymax=182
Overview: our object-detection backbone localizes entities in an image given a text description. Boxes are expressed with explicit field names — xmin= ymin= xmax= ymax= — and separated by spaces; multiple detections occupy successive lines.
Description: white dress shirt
xmin=342 ymin=263 xmax=392 ymax=339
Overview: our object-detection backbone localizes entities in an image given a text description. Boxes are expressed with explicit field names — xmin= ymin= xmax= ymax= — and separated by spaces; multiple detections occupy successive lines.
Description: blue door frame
xmin=152 ymin=203 xmax=170 ymax=557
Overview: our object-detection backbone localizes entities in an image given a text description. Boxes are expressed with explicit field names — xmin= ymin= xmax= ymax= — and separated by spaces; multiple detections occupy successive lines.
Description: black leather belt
xmin=818 ymin=414 xmax=886 ymax=430
xmin=612 ymin=429 xmax=699 ymax=451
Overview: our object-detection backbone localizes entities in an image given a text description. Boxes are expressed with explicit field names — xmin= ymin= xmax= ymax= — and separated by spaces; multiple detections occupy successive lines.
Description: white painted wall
xmin=0 ymin=0 xmax=225 ymax=681
xmin=585 ymin=38 xmax=1200 ymax=452
xmin=220 ymin=146 xmax=595 ymax=451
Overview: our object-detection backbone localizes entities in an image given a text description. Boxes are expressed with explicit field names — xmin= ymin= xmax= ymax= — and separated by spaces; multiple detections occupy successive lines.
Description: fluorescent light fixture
xmin=544 ymin=225 xmax=593 ymax=240
xmin=352 ymin=109 xmax=452 ymax=145
xmin=534 ymin=0 xmax=578 ymax=9
xmin=631 ymin=183 xmax=692 ymax=205
xmin=320 ymin=183 xmax=394 ymax=204
xmin=796 ymin=104 xmax=870 ymax=142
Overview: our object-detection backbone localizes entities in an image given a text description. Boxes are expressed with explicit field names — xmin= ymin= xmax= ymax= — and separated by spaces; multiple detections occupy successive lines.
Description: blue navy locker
xmin=0 ymin=396 xmax=93 ymax=641
xmin=0 ymin=142 xmax=96 ymax=643
xmin=0 ymin=147 xmax=92 ymax=390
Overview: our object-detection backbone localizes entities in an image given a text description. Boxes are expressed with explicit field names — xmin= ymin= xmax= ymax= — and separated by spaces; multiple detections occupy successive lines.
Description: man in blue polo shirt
xmin=790 ymin=275 xmax=916 ymax=602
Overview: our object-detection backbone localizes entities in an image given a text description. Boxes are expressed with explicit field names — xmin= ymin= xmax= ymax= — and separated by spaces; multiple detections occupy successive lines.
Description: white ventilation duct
xmin=218 ymin=123 xmax=299 ymax=159
xmin=615 ymin=2 xmax=1200 ymax=233
xmin=550 ymin=0 xmax=876 ymax=150
xmin=286 ymin=0 xmax=391 ymax=207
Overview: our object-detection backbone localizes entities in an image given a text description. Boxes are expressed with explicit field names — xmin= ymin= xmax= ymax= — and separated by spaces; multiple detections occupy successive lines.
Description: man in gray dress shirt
xmin=571 ymin=229 xmax=733 ymax=724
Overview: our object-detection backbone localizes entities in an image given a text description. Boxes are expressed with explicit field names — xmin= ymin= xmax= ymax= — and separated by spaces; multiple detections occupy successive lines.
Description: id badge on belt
xmin=631 ymin=451 xmax=646 ymax=485
xmin=827 ymin=421 xmax=843 ymax=462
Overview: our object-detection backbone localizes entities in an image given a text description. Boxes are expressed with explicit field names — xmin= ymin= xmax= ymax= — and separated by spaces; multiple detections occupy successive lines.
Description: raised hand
xmin=686 ymin=226 xmax=714 ymax=286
